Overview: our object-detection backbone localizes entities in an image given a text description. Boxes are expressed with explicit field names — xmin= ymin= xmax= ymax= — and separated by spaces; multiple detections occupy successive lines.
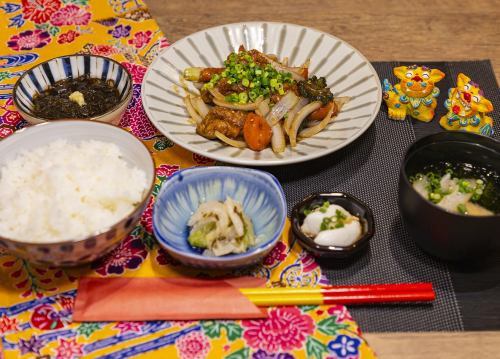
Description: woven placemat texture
xmin=266 ymin=60 xmax=500 ymax=332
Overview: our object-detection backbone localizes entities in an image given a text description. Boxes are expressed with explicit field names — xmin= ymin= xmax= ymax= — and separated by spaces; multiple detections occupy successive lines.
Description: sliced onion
xmin=214 ymin=131 xmax=247 ymax=148
xmin=256 ymin=98 xmax=270 ymax=117
xmin=183 ymin=96 xmax=203 ymax=124
xmin=298 ymin=97 xmax=349 ymax=139
xmin=304 ymin=101 xmax=338 ymax=127
xmin=328 ymin=97 xmax=350 ymax=122
xmin=281 ymin=57 xmax=289 ymax=66
xmin=298 ymin=102 xmax=335 ymax=139
xmin=213 ymin=96 xmax=263 ymax=111
xmin=190 ymin=96 xmax=211 ymax=118
xmin=271 ymin=123 xmax=286 ymax=153
xmin=208 ymin=87 xmax=225 ymax=100
xmin=260 ymin=53 xmax=305 ymax=81
xmin=266 ymin=91 xmax=299 ymax=126
xmin=289 ymin=101 xmax=322 ymax=147
xmin=284 ymin=97 xmax=308 ymax=135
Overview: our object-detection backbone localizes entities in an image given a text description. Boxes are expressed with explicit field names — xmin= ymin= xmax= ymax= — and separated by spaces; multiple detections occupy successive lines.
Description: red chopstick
xmin=321 ymin=290 xmax=436 ymax=305
xmin=322 ymin=282 xmax=433 ymax=293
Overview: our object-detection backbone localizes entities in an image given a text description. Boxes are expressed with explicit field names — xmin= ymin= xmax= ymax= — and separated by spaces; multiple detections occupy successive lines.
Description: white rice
xmin=0 ymin=139 xmax=148 ymax=243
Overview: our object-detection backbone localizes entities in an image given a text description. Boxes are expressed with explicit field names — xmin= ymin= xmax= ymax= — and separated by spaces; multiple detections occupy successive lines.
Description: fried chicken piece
xmin=196 ymin=106 xmax=247 ymax=139
xmin=217 ymin=78 xmax=246 ymax=96
xmin=200 ymin=88 xmax=214 ymax=104
xmin=247 ymin=49 xmax=271 ymax=67
xmin=233 ymin=46 xmax=271 ymax=67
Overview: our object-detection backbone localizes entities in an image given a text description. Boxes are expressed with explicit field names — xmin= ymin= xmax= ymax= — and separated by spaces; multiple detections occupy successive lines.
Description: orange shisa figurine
xmin=383 ymin=65 xmax=445 ymax=122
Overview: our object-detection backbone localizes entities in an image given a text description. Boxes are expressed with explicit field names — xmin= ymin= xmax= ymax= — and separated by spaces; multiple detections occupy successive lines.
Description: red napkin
xmin=73 ymin=276 xmax=267 ymax=321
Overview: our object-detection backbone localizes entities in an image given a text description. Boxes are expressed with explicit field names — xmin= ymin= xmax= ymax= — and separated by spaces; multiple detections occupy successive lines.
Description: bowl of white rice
xmin=0 ymin=121 xmax=155 ymax=266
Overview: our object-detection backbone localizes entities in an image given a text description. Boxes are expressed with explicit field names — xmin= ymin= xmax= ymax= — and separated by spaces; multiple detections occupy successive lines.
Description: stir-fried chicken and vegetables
xmin=182 ymin=46 xmax=348 ymax=153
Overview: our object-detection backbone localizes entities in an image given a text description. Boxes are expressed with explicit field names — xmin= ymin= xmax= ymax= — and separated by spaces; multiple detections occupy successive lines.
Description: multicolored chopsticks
xmin=240 ymin=283 xmax=435 ymax=306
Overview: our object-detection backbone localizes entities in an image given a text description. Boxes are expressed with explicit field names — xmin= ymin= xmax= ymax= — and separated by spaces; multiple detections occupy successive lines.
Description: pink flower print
xmin=57 ymin=30 xmax=79 ymax=44
xmin=327 ymin=305 xmax=353 ymax=323
xmin=0 ymin=314 xmax=19 ymax=334
xmin=2 ymin=111 xmax=22 ymax=125
xmin=263 ymin=241 xmax=287 ymax=267
xmin=140 ymin=198 xmax=154 ymax=234
xmin=121 ymin=62 xmax=147 ymax=84
xmin=129 ymin=105 xmax=157 ymax=139
xmin=54 ymin=338 xmax=84 ymax=359
xmin=156 ymin=164 xmax=180 ymax=178
xmin=160 ymin=37 xmax=169 ymax=49
xmin=0 ymin=127 xmax=14 ymax=138
xmin=50 ymin=4 xmax=91 ymax=26
xmin=172 ymin=320 xmax=196 ymax=327
xmin=57 ymin=295 xmax=74 ymax=313
xmin=120 ymin=85 xmax=157 ymax=139
xmin=22 ymin=0 xmax=61 ymax=24
xmin=114 ymin=321 xmax=144 ymax=334
xmin=7 ymin=29 xmax=51 ymax=51
xmin=120 ymin=83 xmax=141 ymax=125
xmin=299 ymin=251 xmax=319 ymax=273
xmin=90 ymin=44 xmax=119 ymax=57
xmin=91 ymin=236 xmax=147 ymax=276
xmin=128 ymin=30 xmax=152 ymax=49
xmin=175 ymin=331 xmax=211 ymax=359
xmin=242 ymin=307 xmax=315 ymax=352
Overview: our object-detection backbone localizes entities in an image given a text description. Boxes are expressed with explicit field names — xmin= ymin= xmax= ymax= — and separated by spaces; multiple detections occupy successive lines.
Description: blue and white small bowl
xmin=13 ymin=55 xmax=132 ymax=126
xmin=153 ymin=166 xmax=287 ymax=269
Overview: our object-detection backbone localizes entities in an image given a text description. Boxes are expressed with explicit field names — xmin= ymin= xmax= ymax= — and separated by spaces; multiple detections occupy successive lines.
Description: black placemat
xmin=264 ymin=60 xmax=500 ymax=332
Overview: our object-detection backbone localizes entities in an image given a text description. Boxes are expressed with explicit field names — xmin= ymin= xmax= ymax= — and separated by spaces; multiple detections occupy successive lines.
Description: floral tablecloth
xmin=0 ymin=1 xmax=376 ymax=358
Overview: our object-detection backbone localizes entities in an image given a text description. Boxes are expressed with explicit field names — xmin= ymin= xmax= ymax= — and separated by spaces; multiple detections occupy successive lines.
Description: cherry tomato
xmin=308 ymin=101 xmax=336 ymax=121
xmin=243 ymin=113 xmax=272 ymax=151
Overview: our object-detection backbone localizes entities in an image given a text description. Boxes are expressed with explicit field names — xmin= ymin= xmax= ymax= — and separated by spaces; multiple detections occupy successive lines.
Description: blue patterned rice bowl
xmin=153 ymin=166 xmax=287 ymax=269
xmin=13 ymin=55 xmax=132 ymax=125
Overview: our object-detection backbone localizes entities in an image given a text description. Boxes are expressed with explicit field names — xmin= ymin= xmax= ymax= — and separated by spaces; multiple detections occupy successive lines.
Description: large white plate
xmin=142 ymin=22 xmax=382 ymax=166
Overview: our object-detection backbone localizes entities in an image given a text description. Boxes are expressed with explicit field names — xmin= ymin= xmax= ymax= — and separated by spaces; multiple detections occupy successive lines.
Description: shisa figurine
xmin=383 ymin=65 xmax=445 ymax=122
xmin=439 ymin=73 xmax=494 ymax=136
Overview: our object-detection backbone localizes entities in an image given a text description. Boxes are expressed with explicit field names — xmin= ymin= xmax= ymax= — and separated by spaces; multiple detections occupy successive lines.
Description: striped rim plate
xmin=142 ymin=22 xmax=382 ymax=166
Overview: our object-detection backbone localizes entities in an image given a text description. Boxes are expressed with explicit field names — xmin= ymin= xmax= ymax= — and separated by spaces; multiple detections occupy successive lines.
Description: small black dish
xmin=399 ymin=131 xmax=500 ymax=261
xmin=291 ymin=193 xmax=375 ymax=258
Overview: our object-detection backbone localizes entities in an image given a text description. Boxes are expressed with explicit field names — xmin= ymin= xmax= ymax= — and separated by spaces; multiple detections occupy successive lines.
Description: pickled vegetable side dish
xmin=187 ymin=197 xmax=257 ymax=256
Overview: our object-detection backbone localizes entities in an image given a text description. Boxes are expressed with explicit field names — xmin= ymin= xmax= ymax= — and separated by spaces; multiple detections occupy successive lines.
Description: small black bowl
xmin=399 ymin=131 xmax=500 ymax=261
xmin=291 ymin=193 xmax=375 ymax=258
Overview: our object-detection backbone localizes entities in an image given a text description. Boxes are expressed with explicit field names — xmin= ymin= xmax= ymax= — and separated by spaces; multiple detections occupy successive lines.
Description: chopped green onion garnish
xmin=457 ymin=203 xmax=467 ymax=214
xmin=249 ymin=90 xmax=258 ymax=101
xmin=238 ymin=92 xmax=248 ymax=103
xmin=201 ymin=50 xmax=296 ymax=103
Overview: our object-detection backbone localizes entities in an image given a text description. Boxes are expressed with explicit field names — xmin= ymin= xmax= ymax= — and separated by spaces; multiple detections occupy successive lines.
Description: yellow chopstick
xmin=245 ymin=293 xmax=324 ymax=306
